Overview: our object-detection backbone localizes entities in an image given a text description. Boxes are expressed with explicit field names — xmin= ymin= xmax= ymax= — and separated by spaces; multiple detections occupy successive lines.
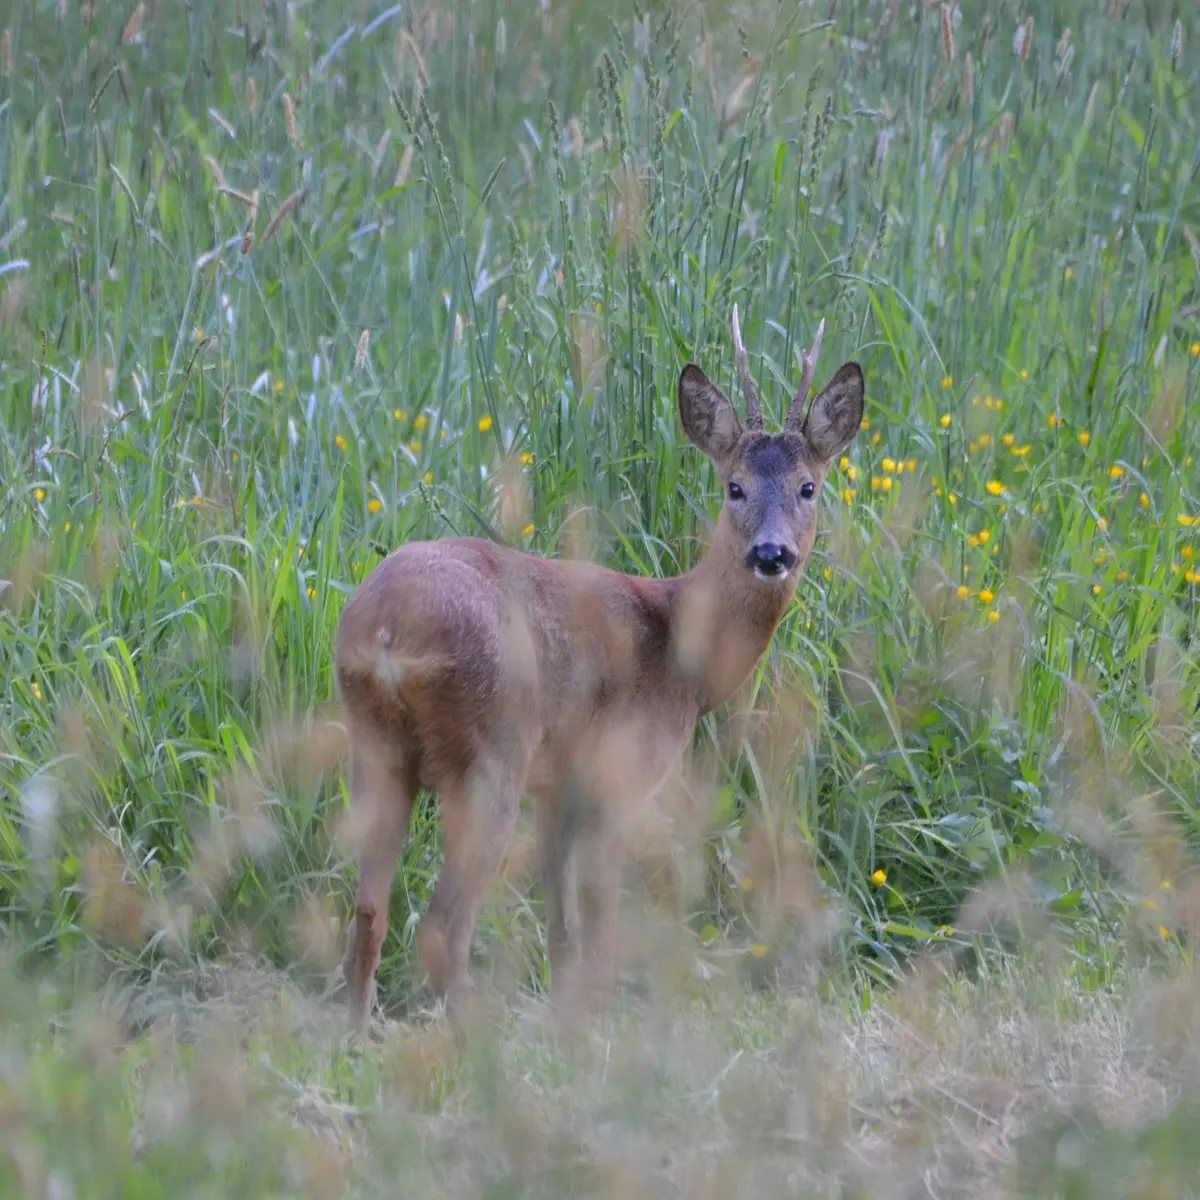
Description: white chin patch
xmin=753 ymin=566 xmax=790 ymax=582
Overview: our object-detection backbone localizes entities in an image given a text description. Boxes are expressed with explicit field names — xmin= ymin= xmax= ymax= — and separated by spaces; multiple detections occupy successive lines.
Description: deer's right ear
xmin=678 ymin=365 xmax=743 ymax=465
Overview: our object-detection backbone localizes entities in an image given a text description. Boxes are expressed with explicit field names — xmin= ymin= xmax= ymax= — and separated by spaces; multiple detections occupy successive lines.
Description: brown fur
xmin=335 ymin=336 xmax=865 ymax=1032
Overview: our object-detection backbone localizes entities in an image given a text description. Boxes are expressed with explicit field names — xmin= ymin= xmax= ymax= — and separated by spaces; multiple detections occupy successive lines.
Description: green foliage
xmin=2 ymin=1 xmax=1200 ymax=1194
xmin=0 ymin=0 xmax=1198 ymax=1012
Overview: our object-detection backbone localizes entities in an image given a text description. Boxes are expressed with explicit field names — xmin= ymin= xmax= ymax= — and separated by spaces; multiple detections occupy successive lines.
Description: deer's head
xmin=678 ymin=308 xmax=864 ymax=583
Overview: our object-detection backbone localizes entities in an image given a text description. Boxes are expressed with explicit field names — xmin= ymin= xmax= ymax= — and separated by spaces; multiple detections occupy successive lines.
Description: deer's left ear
xmin=802 ymin=362 xmax=864 ymax=464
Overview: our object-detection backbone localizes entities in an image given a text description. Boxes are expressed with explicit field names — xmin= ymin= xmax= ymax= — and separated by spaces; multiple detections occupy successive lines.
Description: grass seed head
xmin=1 ymin=274 xmax=29 ymax=328
xmin=122 ymin=2 xmax=145 ymax=44
xmin=83 ymin=836 xmax=144 ymax=946
xmin=940 ymin=4 xmax=954 ymax=62
xmin=494 ymin=454 xmax=531 ymax=542
xmin=283 ymin=92 xmax=300 ymax=146
xmin=394 ymin=142 xmax=414 ymax=187
xmin=260 ymin=187 xmax=305 ymax=247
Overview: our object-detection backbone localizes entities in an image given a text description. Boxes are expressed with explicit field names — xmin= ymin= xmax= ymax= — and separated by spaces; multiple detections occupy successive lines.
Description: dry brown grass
xmin=64 ymin=939 xmax=1184 ymax=1199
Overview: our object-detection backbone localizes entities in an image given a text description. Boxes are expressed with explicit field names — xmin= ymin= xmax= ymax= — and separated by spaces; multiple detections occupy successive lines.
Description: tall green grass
xmin=4 ymin=2 xmax=1200 ymax=1195
xmin=0 ymin=0 xmax=1198 ymax=1011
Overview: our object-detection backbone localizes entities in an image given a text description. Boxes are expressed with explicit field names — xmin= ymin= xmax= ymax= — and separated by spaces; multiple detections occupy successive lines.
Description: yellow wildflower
xmin=987 ymin=609 xmax=1000 ymax=624
xmin=1002 ymin=433 xmax=1014 ymax=446
xmin=479 ymin=415 xmax=494 ymax=432
xmin=367 ymin=498 xmax=383 ymax=514
xmin=408 ymin=441 xmax=421 ymax=453
xmin=985 ymin=480 xmax=1005 ymax=496
xmin=1177 ymin=515 xmax=1197 ymax=528
xmin=942 ymin=376 xmax=953 ymax=388
xmin=335 ymin=435 xmax=347 ymax=450
xmin=871 ymin=868 xmax=886 ymax=886
xmin=956 ymin=585 xmax=970 ymax=599
xmin=522 ymin=523 xmax=534 ymax=536
xmin=979 ymin=588 xmax=994 ymax=605
xmin=1012 ymin=444 xmax=1031 ymax=457
xmin=1078 ymin=431 xmax=1090 ymax=447
xmin=940 ymin=414 xmax=951 ymax=428
xmin=1109 ymin=465 xmax=1124 ymax=479
xmin=882 ymin=457 xmax=896 ymax=473
xmin=750 ymin=944 xmax=768 ymax=958
xmin=34 ymin=488 xmax=45 ymax=502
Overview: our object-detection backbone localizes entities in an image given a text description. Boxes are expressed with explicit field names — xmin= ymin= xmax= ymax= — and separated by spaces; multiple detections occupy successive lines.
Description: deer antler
xmin=786 ymin=317 xmax=826 ymax=431
xmin=730 ymin=304 xmax=763 ymax=431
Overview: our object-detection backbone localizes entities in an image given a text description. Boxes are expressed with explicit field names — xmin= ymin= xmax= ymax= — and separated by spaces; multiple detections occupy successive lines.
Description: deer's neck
xmin=663 ymin=548 xmax=797 ymax=714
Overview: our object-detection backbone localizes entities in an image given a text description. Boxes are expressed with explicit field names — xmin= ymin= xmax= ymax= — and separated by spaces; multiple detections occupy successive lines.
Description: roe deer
xmin=335 ymin=308 xmax=864 ymax=1031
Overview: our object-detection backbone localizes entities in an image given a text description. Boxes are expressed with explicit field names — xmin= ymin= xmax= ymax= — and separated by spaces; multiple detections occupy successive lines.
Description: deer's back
xmin=335 ymin=537 xmax=693 ymax=791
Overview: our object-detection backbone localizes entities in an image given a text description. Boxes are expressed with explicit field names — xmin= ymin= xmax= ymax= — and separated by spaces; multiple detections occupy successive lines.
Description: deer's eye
xmin=800 ymin=481 xmax=815 ymax=500
xmin=728 ymin=481 xmax=745 ymax=501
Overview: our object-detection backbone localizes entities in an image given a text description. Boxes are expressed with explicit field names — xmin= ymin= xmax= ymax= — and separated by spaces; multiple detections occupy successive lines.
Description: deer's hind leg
xmin=417 ymin=749 xmax=529 ymax=1018
xmin=342 ymin=731 xmax=419 ymax=1035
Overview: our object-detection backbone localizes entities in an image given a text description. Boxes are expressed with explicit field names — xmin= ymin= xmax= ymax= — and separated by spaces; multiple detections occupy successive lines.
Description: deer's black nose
xmin=746 ymin=543 xmax=798 ymax=577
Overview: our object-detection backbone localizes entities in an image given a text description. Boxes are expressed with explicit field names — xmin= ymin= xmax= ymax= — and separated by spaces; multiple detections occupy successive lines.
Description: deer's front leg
xmin=577 ymin=825 xmax=623 ymax=1001
xmin=535 ymin=795 xmax=580 ymax=991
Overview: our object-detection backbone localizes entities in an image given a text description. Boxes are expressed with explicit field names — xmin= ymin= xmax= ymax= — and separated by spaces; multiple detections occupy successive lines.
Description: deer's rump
xmin=335 ymin=539 xmax=541 ymax=788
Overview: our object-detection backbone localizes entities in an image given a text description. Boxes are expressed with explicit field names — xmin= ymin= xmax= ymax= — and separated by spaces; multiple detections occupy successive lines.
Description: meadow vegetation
xmin=1 ymin=0 xmax=1199 ymax=1194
